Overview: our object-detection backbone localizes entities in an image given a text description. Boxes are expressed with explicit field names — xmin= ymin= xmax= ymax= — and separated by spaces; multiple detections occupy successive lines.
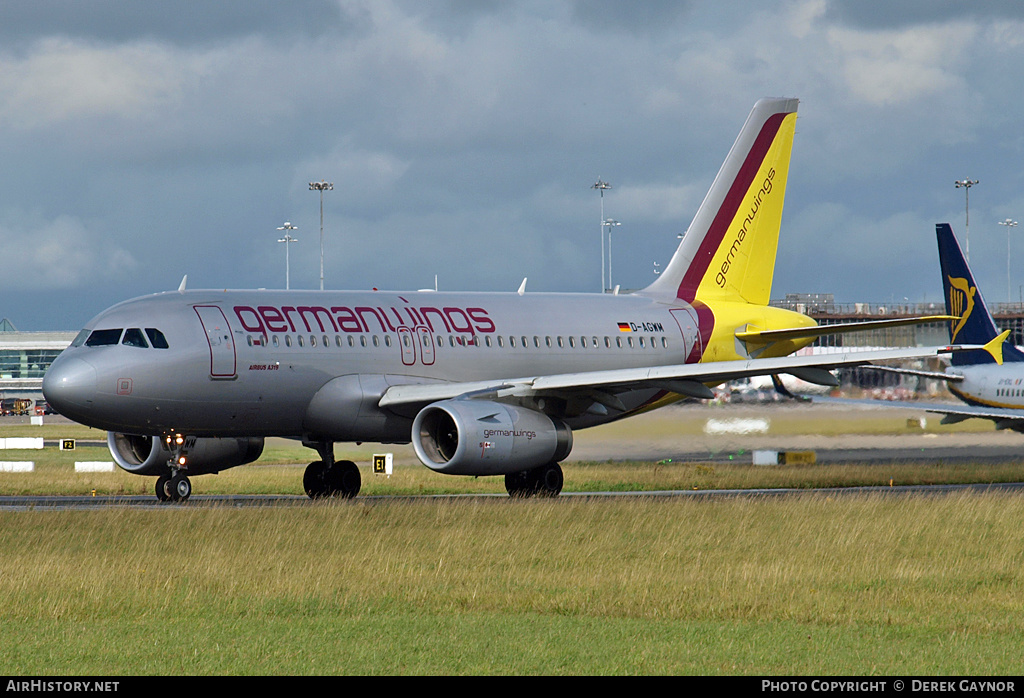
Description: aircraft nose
xmin=42 ymin=356 xmax=97 ymax=415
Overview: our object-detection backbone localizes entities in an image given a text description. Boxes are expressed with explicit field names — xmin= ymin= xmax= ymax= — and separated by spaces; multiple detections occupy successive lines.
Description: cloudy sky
xmin=3 ymin=0 xmax=1024 ymax=330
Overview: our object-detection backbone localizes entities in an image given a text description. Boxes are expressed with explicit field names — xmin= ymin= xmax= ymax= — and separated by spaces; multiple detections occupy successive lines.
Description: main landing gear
xmin=302 ymin=440 xmax=361 ymax=499
xmin=504 ymin=462 xmax=563 ymax=498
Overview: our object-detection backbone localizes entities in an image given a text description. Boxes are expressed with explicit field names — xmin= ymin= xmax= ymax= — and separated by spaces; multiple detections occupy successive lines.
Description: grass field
xmin=2 ymin=495 xmax=1023 ymax=675
xmin=1 ymin=406 xmax=1023 ymax=675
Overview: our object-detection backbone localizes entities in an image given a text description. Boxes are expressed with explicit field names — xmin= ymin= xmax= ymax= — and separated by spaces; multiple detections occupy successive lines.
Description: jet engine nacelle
xmin=107 ymin=433 xmax=265 ymax=476
xmin=412 ymin=400 xmax=572 ymax=476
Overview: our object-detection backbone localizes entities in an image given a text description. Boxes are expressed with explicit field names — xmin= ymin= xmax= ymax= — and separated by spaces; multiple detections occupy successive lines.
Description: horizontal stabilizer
xmin=735 ymin=315 xmax=957 ymax=344
xmin=984 ymin=329 xmax=1010 ymax=366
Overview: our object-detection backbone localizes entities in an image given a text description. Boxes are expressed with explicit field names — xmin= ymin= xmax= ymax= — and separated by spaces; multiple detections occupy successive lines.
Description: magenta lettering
xmin=355 ymin=307 xmax=387 ymax=333
xmin=233 ymin=302 xmax=495 ymax=337
xmin=298 ymin=306 xmax=338 ymax=333
xmin=258 ymin=306 xmax=289 ymax=333
xmin=419 ymin=307 xmax=450 ymax=333
xmin=281 ymin=306 xmax=300 ymax=332
xmin=234 ymin=306 xmax=264 ymax=333
xmin=467 ymin=307 xmax=495 ymax=333
xmin=444 ymin=307 xmax=474 ymax=334
xmin=331 ymin=306 xmax=363 ymax=332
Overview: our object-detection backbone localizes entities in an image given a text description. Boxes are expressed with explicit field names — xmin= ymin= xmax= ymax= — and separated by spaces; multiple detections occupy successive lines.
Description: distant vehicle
xmin=34 ymin=401 xmax=53 ymax=416
xmin=1 ymin=398 xmax=32 ymax=416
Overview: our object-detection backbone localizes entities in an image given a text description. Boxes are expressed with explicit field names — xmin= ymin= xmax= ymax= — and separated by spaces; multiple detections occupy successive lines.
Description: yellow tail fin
xmin=642 ymin=98 xmax=798 ymax=306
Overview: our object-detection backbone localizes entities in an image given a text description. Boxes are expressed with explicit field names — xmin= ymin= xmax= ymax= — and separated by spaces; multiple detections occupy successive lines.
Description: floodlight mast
xmin=592 ymin=178 xmax=612 ymax=292
xmin=955 ymin=178 xmax=979 ymax=262
xmin=999 ymin=218 xmax=1018 ymax=303
xmin=276 ymin=222 xmax=298 ymax=290
xmin=309 ymin=180 xmax=334 ymax=290
xmin=604 ymin=218 xmax=620 ymax=291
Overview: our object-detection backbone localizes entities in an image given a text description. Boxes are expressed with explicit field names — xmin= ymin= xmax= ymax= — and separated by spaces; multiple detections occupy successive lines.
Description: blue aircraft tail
xmin=937 ymin=222 xmax=1024 ymax=365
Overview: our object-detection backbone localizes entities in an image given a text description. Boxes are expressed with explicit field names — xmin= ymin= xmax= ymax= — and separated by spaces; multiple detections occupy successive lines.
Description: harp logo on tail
xmin=947 ymin=275 xmax=976 ymax=342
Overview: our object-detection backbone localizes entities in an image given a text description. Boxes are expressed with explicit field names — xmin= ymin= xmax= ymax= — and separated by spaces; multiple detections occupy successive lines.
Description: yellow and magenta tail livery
xmin=641 ymin=98 xmax=815 ymax=362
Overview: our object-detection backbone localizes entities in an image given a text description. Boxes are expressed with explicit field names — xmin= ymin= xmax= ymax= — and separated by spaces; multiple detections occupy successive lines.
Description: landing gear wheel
xmin=325 ymin=460 xmax=361 ymax=499
xmin=534 ymin=463 xmax=563 ymax=497
xmin=304 ymin=460 xmax=329 ymax=498
xmin=155 ymin=474 xmax=172 ymax=502
xmin=169 ymin=475 xmax=192 ymax=502
xmin=504 ymin=463 xmax=563 ymax=498
xmin=505 ymin=470 xmax=534 ymax=498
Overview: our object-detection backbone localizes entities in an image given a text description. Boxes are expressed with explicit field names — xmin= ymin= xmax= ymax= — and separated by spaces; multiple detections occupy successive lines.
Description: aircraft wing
xmin=378 ymin=345 xmax=977 ymax=410
xmin=921 ymin=402 xmax=1024 ymax=427
xmin=806 ymin=394 xmax=1024 ymax=430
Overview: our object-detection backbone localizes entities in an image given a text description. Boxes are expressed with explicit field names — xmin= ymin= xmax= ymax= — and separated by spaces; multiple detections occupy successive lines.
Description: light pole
xmin=276 ymin=222 xmax=298 ymax=290
xmin=309 ymin=180 xmax=333 ymax=290
xmin=955 ymin=178 xmax=979 ymax=261
xmin=592 ymin=178 xmax=612 ymax=292
xmin=1000 ymin=218 xmax=1018 ymax=303
xmin=604 ymin=218 xmax=620 ymax=291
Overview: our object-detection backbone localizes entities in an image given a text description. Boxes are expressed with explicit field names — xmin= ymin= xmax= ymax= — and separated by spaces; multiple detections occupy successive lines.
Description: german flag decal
xmin=617 ymin=322 xmax=632 ymax=332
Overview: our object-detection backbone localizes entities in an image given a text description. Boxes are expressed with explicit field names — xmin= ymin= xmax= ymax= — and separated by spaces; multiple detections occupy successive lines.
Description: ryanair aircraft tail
xmin=642 ymin=97 xmax=799 ymax=305
xmin=937 ymin=222 xmax=1024 ymax=365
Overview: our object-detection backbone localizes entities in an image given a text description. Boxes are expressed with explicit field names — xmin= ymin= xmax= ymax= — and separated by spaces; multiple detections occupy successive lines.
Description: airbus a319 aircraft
xmin=42 ymin=98 xmax=964 ymax=502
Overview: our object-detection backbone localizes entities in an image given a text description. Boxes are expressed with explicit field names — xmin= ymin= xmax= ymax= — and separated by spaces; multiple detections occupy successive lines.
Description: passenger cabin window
xmin=85 ymin=329 xmax=123 ymax=346
xmin=122 ymin=328 xmax=148 ymax=348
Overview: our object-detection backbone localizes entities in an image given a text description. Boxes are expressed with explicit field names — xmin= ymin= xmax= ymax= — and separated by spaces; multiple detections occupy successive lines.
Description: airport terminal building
xmin=0 ymin=319 xmax=77 ymax=408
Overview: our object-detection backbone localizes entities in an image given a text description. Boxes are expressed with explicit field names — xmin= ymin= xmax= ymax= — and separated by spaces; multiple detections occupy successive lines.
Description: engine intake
xmin=412 ymin=400 xmax=572 ymax=476
xmin=107 ymin=433 xmax=265 ymax=476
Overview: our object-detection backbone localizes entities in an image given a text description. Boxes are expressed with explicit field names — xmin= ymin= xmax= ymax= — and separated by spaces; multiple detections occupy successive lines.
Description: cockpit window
xmin=85 ymin=329 xmax=123 ymax=346
xmin=145 ymin=328 xmax=169 ymax=349
xmin=122 ymin=328 xmax=149 ymax=348
xmin=71 ymin=329 xmax=90 ymax=347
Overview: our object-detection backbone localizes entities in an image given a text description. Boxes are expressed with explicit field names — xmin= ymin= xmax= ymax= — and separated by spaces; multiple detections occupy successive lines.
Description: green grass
xmin=2 ymin=495 xmax=1023 ymax=674
xmin=2 ymin=409 xmax=1023 ymax=674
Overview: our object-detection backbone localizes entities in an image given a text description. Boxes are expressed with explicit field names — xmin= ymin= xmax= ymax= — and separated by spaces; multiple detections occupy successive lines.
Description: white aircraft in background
xmin=42 ymin=98 xmax=966 ymax=502
xmin=857 ymin=223 xmax=1024 ymax=428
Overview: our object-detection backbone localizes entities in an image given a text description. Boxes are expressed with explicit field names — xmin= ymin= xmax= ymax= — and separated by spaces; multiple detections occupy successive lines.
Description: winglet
xmin=984 ymin=330 xmax=1010 ymax=365
xmin=517 ymin=278 xmax=527 ymax=296
xmin=178 ymin=275 xmax=188 ymax=293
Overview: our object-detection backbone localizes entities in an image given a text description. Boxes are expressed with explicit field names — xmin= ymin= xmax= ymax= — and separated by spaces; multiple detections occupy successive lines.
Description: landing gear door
xmin=194 ymin=305 xmax=237 ymax=379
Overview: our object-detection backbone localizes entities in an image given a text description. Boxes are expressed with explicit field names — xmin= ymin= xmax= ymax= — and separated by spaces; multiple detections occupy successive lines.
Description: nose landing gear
xmin=155 ymin=472 xmax=192 ymax=502
xmin=156 ymin=433 xmax=193 ymax=503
